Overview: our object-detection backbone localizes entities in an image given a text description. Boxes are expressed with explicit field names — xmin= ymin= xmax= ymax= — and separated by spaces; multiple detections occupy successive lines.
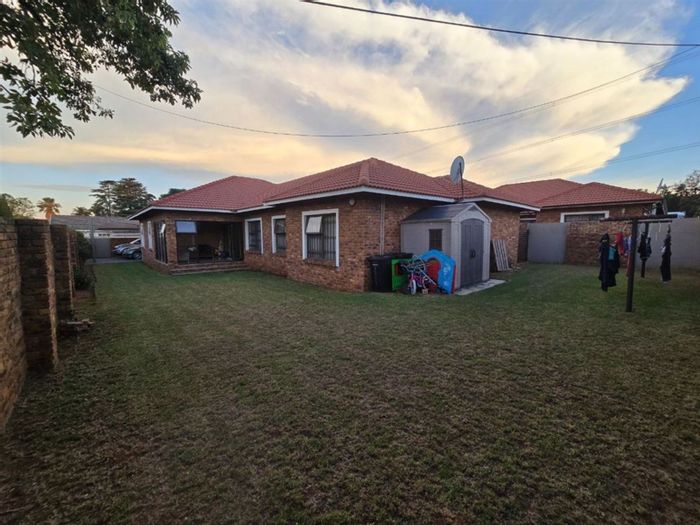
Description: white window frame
xmin=560 ymin=210 xmax=610 ymax=223
xmin=244 ymin=218 xmax=263 ymax=253
xmin=146 ymin=221 xmax=154 ymax=250
xmin=271 ymin=215 xmax=286 ymax=254
xmin=301 ymin=208 xmax=340 ymax=267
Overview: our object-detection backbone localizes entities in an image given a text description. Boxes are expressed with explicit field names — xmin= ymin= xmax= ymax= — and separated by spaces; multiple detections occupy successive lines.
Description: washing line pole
xmin=602 ymin=214 xmax=676 ymax=313
xmin=625 ymin=219 xmax=639 ymax=313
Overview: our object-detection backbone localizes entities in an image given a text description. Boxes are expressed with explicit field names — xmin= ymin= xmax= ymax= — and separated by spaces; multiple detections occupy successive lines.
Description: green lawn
xmin=1 ymin=263 xmax=699 ymax=523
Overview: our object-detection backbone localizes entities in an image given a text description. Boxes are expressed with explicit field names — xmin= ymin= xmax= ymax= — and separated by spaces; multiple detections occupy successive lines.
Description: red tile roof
xmin=536 ymin=182 xmax=659 ymax=208
xmin=496 ymin=179 xmax=581 ymax=206
xmin=266 ymin=158 xmax=456 ymax=202
xmin=496 ymin=179 xmax=659 ymax=208
xmin=137 ymin=158 xmax=535 ymax=218
xmin=151 ymin=175 xmax=276 ymax=211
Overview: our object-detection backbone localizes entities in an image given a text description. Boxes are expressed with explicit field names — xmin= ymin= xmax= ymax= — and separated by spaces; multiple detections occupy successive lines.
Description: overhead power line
xmin=470 ymin=95 xmax=700 ymax=163
xmin=421 ymin=95 xmax=700 ymax=175
xmin=95 ymin=45 xmax=698 ymax=139
xmin=442 ymin=141 xmax=700 ymax=185
xmin=301 ymin=0 xmax=700 ymax=47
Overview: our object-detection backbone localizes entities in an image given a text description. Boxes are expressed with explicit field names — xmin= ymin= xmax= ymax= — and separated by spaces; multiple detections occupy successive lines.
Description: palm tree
xmin=72 ymin=206 xmax=92 ymax=216
xmin=37 ymin=197 xmax=61 ymax=220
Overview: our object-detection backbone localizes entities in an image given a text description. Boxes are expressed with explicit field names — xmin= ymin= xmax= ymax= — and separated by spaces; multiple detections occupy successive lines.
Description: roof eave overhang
xmin=128 ymin=206 xmax=237 ymax=220
xmin=460 ymin=197 xmax=540 ymax=212
xmin=263 ymin=186 xmax=454 ymax=206
xmin=539 ymin=199 xmax=659 ymax=210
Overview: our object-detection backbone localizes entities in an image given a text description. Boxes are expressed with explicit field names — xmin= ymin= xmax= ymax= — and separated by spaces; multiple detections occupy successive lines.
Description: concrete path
xmin=455 ymin=279 xmax=506 ymax=296
xmin=92 ymin=257 xmax=137 ymax=264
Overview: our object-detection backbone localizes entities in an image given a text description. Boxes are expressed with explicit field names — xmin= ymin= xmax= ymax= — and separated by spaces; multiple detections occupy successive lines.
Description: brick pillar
xmin=165 ymin=216 xmax=178 ymax=267
xmin=50 ymin=224 xmax=75 ymax=321
xmin=15 ymin=219 xmax=58 ymax=371
xmin=0 ymin=219 xmax=28 ymax=428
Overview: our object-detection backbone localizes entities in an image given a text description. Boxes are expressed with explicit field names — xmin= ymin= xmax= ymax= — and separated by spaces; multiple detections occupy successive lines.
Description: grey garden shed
xmin=401 ymin=203 xmax=491 ymax=289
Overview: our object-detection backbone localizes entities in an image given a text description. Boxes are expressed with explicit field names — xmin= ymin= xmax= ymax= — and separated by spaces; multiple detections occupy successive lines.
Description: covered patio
xmin=173 ymin=220 xmax=244 ymax=264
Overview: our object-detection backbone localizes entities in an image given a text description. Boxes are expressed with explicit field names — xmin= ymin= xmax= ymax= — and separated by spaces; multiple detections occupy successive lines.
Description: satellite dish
xmin=450 ymin=156 xmax=465 ymax=184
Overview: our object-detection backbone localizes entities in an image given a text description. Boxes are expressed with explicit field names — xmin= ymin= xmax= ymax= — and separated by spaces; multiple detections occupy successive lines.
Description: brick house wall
xmin=479 ymin=203 xmax=522 ymax=268
xmin=0 ymin=219 xmax=27 ymax=429
xmin=536 ymin=203 xmax=651 ymax=223
xmin=242 ymin=195 xmax=428 ymax=292
xmin=138 ymin=197 xmax=525 ymax=291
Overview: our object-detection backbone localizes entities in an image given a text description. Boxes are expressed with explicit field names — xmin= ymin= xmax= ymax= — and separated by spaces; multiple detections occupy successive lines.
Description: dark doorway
xmin=175 ymin=221 xmax=244 ymax=263
xmin=460 ymin=219 xmax=484 ymax=287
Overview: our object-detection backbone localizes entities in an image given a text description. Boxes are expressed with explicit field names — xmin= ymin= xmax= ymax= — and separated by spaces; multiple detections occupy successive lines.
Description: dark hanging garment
xmin=599 ymin=234 xmax=620 ymax=291
xmin=660 ymin=231 xmax=672 ymax=282
xmin=637 ymin=232 xmax=652 ymax=261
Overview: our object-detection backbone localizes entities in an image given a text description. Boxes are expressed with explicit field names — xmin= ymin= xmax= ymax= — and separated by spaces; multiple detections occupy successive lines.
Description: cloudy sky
xmin=1 ymin=0 xmax=699 ymax=214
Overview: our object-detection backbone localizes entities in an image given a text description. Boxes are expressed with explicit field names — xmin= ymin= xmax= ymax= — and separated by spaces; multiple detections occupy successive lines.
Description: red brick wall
xmin=51 ymin=224 xmax=75 ymax=322
xmin=15 ymin=219 xmax=59 ymax=372
xmin=536 ymin=204 xmax=650 ymax=223
xmin=138 ymin=197 xmax=523 ymax=290
xmin=565 ymin=220 xmax=631 ymax=265
xmin=479 ymin=204 xmax=521 ymax=268
xmin=242 ymin=195 xmax=427 ymax=292
xmin=0 ymin=219 xmax=27 ymax=429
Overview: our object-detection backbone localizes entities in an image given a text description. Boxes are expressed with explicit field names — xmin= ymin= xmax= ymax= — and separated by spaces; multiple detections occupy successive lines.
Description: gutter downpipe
xmin=379 ymin=195 xmax=386 ymax=255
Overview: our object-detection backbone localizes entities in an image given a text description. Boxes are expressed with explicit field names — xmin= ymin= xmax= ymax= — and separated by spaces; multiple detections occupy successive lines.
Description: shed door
xmin=460 ymin=219 xmax=484 ymax=287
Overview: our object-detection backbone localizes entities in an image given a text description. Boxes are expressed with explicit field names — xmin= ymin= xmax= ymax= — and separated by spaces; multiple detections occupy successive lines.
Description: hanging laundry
xmin=599 ymin=233 xmax=620 ymax=292
xmin=615 ymin=231 xmax=625 ymax=255
xmin=637 ymin=231 xmax=652 ymax=261
xmin=660 ymin=228 xmax=672 ymax=282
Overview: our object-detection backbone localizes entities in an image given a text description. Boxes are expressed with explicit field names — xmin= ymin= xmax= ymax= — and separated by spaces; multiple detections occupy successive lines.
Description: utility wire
xmin=94 ymin=46 xmax=697 ymax=139
xmin=390 ymin=47 xmax=699 ymax=161
xmin=301 ymin=0 xmax=700 ymax=47
xmin=469 ymin=95 xmax=700 ymax=164
xmin=453 ymin=141 xmax=700 ymax=185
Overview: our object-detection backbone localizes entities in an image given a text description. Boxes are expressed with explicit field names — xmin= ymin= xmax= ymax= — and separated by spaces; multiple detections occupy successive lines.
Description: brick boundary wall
xmin=0 ymin=219 xmax=27 ymax=429
xmin=564 ymin=220 xmax=631 ymax=266
xmin=1 ymin=219 xmax=77 ymax=428
xmin=51 ymin=224 xmax=75 ymax=322
xmin=15 ymin=219 xmax=59 ymax=372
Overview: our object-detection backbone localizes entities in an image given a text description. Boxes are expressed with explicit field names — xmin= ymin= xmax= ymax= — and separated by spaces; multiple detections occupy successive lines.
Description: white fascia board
xmin=235 ymin=205 xmax=275 ymax=213
xmin=461 ymin=197 xmax=540 ymax=212
xmin=264 ymin=186 xmax=454 ymax=206
xmin=128 ymin=206 xmax=236 ymax=220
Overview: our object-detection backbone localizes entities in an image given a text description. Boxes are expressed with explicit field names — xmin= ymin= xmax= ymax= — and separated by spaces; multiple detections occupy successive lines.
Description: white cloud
xmin=0 ymin=0 xmax=691 ymax=186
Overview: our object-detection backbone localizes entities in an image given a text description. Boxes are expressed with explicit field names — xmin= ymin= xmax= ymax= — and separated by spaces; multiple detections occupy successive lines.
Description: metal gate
xmin=527 ymin=223 xmax=567 ymax=263
xmin=460 ymin=219 xmax=484 ymax=287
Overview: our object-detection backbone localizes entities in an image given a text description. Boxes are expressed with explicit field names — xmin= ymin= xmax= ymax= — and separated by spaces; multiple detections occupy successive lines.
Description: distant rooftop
xmin=50 ymin=215 xmax=138 ymax=231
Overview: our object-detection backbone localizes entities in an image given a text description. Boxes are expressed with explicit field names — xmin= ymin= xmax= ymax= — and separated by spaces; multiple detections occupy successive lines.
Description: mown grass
xmin=1 ymin=263 xmax=699 ymax=524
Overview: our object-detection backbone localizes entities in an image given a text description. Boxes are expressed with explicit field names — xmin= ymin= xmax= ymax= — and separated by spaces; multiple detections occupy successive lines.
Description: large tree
xmin=72 ymin=206 xmax=92 ymax=216
xmin=0 ymin=1 xmax=201 ymax=138
xmin=0 ymin=193 xmax=34 ymax=217
xmin=663 ymin=170 xmax=700 ymax=217
xmin=159 ymin=187 xmax=186 ymax=199
xmin=113 ymin=177 xmax=154 ymax=216
xmin=37 ymin=197 xmax=61 ymax=219
xmin=90 ymin=180 xmax=117 ymax=216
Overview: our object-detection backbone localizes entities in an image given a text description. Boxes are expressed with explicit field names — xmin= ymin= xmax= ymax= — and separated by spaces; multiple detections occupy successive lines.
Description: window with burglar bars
xmin=429 ymin=229 xmax=442 ymax=251
xmin=247 ymin=220 xmax=261 ymax=252
xmin=273 ymin=218 xmax=286 ymax=253
xmin=562 ymin=213 xmax=607 ymax=223
xmin=305 ymin=213 xmax=336 ymax=262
